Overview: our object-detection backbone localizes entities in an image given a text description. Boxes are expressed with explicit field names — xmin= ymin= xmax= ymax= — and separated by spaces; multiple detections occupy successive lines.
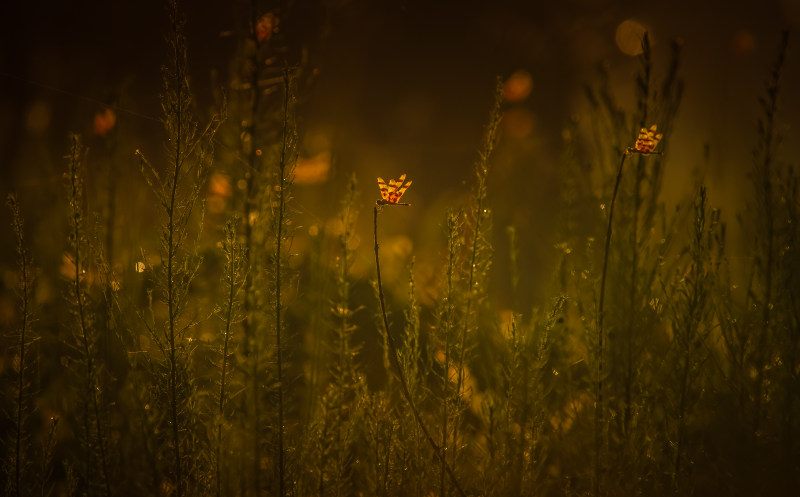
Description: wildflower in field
xmin=376 ymin=174 xmax=412 ymax=205
xmin=633 ymin=124 xmax=662 ymax=154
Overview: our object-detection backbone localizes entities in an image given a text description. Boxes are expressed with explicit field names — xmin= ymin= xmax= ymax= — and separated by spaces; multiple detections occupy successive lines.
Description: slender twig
xmin=67 ymin=136 xmax=112 ymax=497
xmin=8 ymin=194 xmax=32 ymax=497
xmin=595 ymin=147 xmax=631 ymax=497
xmin=373 ymin=206 xmax=467 ymax=497
xmin=216 ymin=219 xmax=242 ymax=497
xmin=274 ymin=68 xmax=294 ymax=497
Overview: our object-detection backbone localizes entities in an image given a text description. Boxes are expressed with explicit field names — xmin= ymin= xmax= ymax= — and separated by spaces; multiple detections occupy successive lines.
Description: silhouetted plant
xmin=372 ymin=179 xmax=467 ymax=497
xmin=661 ymin=187 xmax=720 ymax=494
xmin=215 ymin=217 xmax=246 ymax=497
xmin=63 ymin=135 xmax=113 ymax=497
xmin=4 ymin=195 xmax=38 ymax=497
xmin=135 ymin=1 xmax=221 ymax=493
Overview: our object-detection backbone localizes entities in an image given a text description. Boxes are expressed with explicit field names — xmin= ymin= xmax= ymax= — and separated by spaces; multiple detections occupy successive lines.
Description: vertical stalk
xmin=67 ymin=136 xmax=112 ymax=497
xmin=275 ymin=68 xmax=292 ymax=497
xmin=8 ymin=194 xmax=31 ymax=497
xmin=167 ymin=49 xmax=184 ymax=497
xmin=595 ymin=148 xmax=631 ymax=497
xmin=216 ymin=221 xmax=240 ymax=497
xmin=373 ymin=206 xmax=467 ymax=497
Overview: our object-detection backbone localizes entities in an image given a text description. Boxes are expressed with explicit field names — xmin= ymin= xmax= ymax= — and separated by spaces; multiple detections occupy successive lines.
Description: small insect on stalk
xmin=372 ymin=175 xmax=467 ymax=497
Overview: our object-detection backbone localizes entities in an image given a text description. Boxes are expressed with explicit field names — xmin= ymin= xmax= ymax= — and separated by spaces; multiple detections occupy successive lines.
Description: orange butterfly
xmin=377 ymin=174 xmax=412 ymax=205
xmin=634 ymin=124 xmax=663 ymax=154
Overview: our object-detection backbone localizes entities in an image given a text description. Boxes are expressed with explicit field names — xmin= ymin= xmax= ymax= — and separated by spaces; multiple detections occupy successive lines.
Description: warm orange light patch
xmin=615 ymin=19 xmax=648 ymax=56
xmin=93 ymin=108 xmax=117 ymax=136
xmin=503 ymin=70 xmax=533 ymax=102
xmin=294 ymin=151 xmax=331 ymax=184
xmin=208 ymin=172 xmax=232 ymax=213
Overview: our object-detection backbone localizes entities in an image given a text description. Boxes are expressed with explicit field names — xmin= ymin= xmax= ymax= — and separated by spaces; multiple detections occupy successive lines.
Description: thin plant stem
xmin=67 ymin=136 xmax=112 ymax=497
xmin=372 ymin=206 xmax=467 ymax=497
xmin=595 ymin=147 xmax=631 ymax=497
xmin=274 ymin=68 xmax=293 ymax=497
xmin=8 ymin=194 xmax=32 ymax=497
xmin=216 ymin=220 xmax=241 ymax=497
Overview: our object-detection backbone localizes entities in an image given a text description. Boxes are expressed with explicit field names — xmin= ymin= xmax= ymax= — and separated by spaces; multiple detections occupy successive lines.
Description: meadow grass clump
xmin=214 ymin=217 xmax=247 ymax=497
xmin=580 ymin=31 xmax=684 ymax=497
xmin=302 ymin=174 xmax=363 ymax=497
xmin=660 ymin=187 xmax=721 ymax=494
xmin=266 ymin=68 xmax=299 ymax=497
xmin=63 ymin=135 xmax=113 ymax=497
xmin=3 ymin=195 xmax=39 ymax=497
xmin=135 ymin=1 xmax=222 ymax=493
xmin=716 ymin=30 xmax=799 ymax=494
xmin=5 ymin=5 xmax=800 ymax=497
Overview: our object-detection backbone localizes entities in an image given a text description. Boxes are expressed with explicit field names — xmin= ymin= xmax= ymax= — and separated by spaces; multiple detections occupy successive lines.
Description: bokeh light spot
xmin=503 ymin=70 xmax=533 ymax=102
xmin=93 ymin=108 xmax=116 ymax=136
xmin=615 ymin=19 xmax=648 ymax=56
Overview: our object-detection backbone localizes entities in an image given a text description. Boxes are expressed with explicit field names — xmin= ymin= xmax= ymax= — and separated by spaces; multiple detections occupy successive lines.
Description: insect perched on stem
xmin=377 ymin=174 xmax=412 ymax=206
xmin=632 ymin=124 xmax=663 ymax=155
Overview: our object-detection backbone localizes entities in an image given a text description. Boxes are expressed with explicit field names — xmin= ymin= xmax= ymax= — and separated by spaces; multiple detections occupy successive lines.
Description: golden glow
xmin=615 ymin=19 xmax=648 ymax=56
xmin=294 ymin=151 xmax=331 ymax=184
xmin=503 ymin=70 xmax=533 ymax=102
xmin=93 ymin=108 xmax=116 ymax=136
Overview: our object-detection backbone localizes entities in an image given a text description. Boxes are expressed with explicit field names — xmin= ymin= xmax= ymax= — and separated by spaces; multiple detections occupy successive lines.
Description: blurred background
xmin=1 ymin=0 xmax=798 ymax=311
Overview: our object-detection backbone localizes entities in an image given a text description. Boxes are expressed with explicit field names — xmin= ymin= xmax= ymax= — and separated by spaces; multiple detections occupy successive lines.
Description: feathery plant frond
xmin=308 ymin=173 xmax=361 ymax=497
xmin=435 ymin=209 xmax=463 ymax=497
xmin=268 ymin=67 xmax=298 ymax=497
xmin=215 ymin=217 xmax=247 ymax=497
xmin=64 ymin=135 xmax=113 ymax=497
xmin=135 ymin=1 xmax=222 ymax=494
xmin=398 ymin=257 xmax=429 ymax=497
xmin=662 ymin=186 xmax=720 ymax=493
xmin=4 ymin=194 xmax=38 ymax=497
xmin=748 ymin=29 xmax=789 ymax=435
xmin=373 ymin=194 xmax=468 ymax=497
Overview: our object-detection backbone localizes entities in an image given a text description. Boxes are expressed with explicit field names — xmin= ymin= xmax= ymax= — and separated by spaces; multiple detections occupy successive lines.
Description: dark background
xmin=1 ymin=0 xmax=798 ymax=307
